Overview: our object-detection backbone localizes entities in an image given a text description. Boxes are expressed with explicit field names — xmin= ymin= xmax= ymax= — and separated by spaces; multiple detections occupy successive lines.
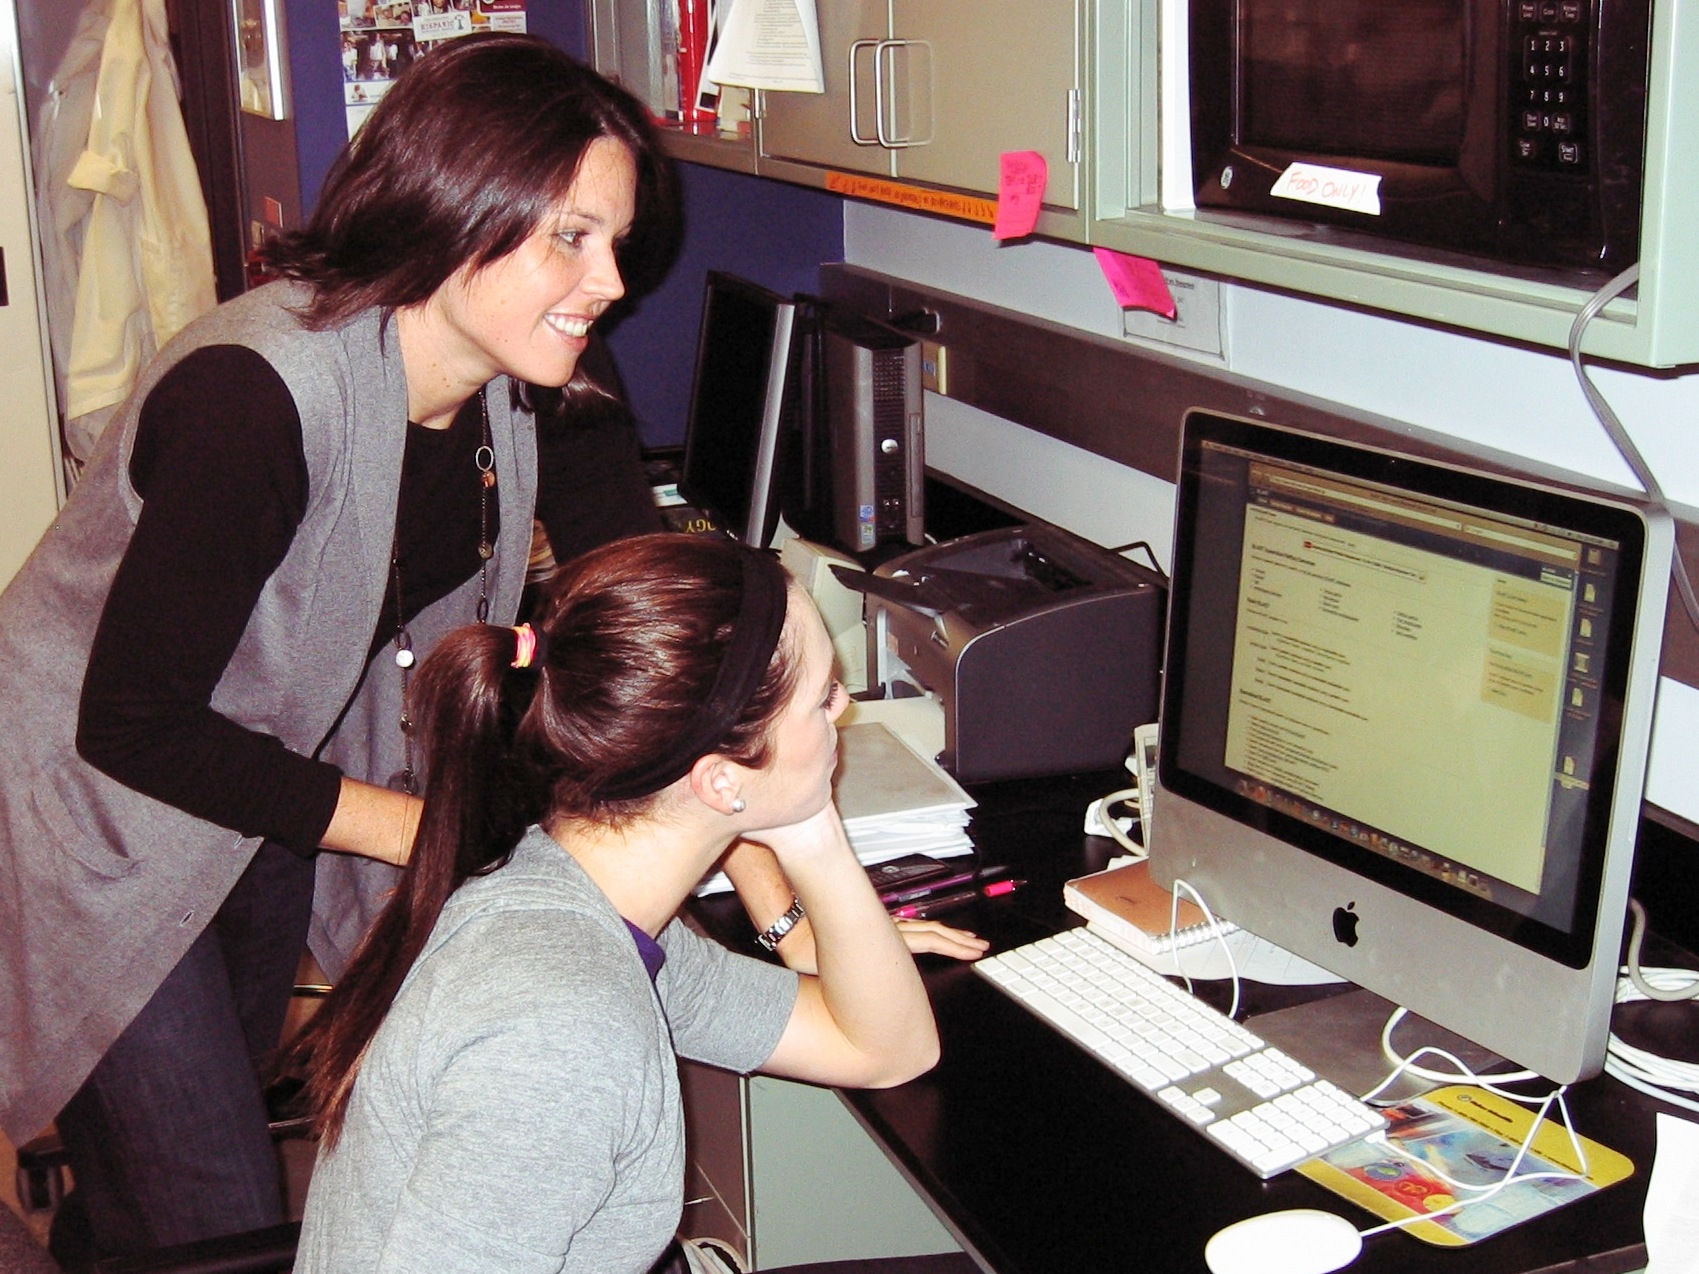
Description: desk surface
xmin=702 ymin=773 xmax=1675 ymax=1274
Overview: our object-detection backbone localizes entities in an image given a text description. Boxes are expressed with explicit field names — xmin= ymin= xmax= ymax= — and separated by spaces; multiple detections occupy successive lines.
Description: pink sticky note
xmin=993 ymin=151 xmax=1048 ymax=240
xmin=1093 ymin=248 xmax=1178 ymax=319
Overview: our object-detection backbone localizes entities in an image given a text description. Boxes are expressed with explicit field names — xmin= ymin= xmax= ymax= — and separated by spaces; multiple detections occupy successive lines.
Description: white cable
xmin=1375 ymin=1007 xmax=1540 ymax=1090
xmin=1168 ymin=877 xmax=1241 ymax=1018
xmin=1621 ymin=899 xmax=1699 ymax=1002
xmin=1606 ymin=898 xmax=1699 ymax=1110
xmin=1567 ymin=264 xmax=1699 ymax=632
xmin=1354 ymin=1085 xmax=1589 ymax=1239
xmin=1607 ymin=952 xmax=1699 ymax=1112
xmin=1095 ymin=787 xmax=1146 ymax=856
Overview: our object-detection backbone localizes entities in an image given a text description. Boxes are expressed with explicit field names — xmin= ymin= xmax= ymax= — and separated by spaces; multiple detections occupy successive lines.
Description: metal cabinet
xmin=680 ymin=1065 xmax=962 ymax=1269
xmin=752 ymin=0 xmax=889 ymax=178
xmin=754 ymin=0 xmax=1087 ymax=239
xmin=587 ymin=0 xmax=1087 ymax=240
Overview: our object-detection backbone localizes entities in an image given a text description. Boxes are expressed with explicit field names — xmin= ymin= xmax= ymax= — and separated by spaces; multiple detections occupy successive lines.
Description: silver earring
xmin=730 ymin=798 xmax=746 ymax=814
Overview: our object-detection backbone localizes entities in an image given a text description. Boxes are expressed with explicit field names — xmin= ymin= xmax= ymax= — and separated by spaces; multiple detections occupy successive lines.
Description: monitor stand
xmin=1250 ymin=988 xmax=1509 ymax=1104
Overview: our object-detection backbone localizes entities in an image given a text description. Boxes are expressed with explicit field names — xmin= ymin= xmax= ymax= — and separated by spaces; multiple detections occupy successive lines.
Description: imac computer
xmin=1149 ymin=410 xmax=1673 ymax=1084
xmin=679 ymin=271 xmax=798 ymax=548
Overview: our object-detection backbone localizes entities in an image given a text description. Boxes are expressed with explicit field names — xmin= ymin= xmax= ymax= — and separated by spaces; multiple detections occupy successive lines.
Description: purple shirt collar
xmin=623 ymin=919 xmax=667 ymax=983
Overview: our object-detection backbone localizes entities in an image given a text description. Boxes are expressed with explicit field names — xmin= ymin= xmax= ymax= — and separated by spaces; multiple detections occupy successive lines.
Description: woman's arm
xmin=319 ymin=778 xmax=421 ymax=866
xmin=77 ymin=347 xmax=346 ymax=855
xmin=747 ymin=806 xmax=940 ymax=1089
xmin=722 ymin=838 xmax=988 ymax=971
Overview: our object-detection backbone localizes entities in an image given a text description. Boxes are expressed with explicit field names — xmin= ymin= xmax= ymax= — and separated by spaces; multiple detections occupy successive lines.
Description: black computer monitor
xmin=679 ymin=271 xmax=798 ymax=548
xmin=1149 ymin=410 xmax=1672 ymax=1083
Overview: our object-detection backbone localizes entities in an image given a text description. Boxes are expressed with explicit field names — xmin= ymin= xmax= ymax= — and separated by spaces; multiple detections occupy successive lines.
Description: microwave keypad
xmin=1513 ymin=3 xmax=1590 ymax=172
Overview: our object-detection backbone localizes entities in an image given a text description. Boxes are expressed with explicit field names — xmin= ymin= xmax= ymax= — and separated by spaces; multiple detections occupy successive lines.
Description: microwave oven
xmin=1187 ymin=0 xmax=1653 ymax=273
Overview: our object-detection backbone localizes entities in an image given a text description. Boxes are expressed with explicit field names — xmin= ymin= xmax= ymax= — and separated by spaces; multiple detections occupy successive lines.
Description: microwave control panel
xmin=1512 ymin=0 xmax=1591 ymax=174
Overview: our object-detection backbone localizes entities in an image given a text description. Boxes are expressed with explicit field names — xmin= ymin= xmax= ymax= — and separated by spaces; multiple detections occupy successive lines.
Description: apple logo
xmin=1332 ymin=902 xmax=1360 ymax=947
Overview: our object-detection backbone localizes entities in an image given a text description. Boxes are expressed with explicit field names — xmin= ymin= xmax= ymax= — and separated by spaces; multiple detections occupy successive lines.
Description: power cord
xmin=1168 ymin=877 xmax=1242 ymax=1018
xmin=1569 ymin=264 xmax=1699 ymax=634
xmin=1620 ymin=897 xmax=1699 ymax=1003
xmin=1605 ymin=897 xmax=1699 ymax=1113
xmin=1354 ymin=1079 xmax=1589 ymax=1240
xmin=1086 ymin=788 xmax=1146 ymax=855
xmin=1375 ymin=1009 xmax=1539 ymax=1089
xmin=1106 ymin=540 xmax=1167 ymax=578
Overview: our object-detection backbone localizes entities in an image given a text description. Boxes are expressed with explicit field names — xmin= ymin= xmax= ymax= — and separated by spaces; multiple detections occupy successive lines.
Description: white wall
xmin=844 ymin=203 xmax=1699 ymax=824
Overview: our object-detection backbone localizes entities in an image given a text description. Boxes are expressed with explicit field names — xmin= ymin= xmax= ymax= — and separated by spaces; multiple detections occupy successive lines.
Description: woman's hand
xmin=740 ymin=802 xmax=852 ymax=870
xmin=762 ymin=914 xmax=988 ymax=974
xmin=724 ymin=838 xmax=989 ymax=972
xmin=893 ymin=918 xmax=990 ymax=962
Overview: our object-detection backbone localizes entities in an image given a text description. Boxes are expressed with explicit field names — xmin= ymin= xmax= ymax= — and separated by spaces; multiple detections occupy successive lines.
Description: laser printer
xmin=850 ymin=524 xmax=1165 ymax=783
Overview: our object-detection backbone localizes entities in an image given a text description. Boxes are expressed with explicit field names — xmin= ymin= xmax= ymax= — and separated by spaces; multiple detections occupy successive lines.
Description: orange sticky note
xmin=993 ymin=151 xmax=1047 ymax=240
xmin=1093 ymin=248 xmax=1178 ymax=319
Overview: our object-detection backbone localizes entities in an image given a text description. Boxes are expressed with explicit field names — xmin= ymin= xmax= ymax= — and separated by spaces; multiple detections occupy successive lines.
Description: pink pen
xmin=891 ymin=879 xmax=1027 ymax=919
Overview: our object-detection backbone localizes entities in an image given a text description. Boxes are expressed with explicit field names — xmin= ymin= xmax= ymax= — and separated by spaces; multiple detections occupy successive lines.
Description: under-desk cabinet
xmin=681 ymin=1062 xmax=962 ymax=1268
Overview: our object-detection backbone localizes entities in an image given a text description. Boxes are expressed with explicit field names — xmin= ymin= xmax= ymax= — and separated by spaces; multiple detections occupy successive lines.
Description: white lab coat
xmin=33 ymin=0 xmax=217 ymax=462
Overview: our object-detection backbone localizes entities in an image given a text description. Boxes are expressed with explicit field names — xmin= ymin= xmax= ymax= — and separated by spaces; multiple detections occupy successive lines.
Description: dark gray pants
xmin=48 ymin=842 xmax=316 ymax=1268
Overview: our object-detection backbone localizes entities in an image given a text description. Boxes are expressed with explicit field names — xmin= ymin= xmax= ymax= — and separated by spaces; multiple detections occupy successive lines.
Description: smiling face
xmin=402 ymin=135 xmax=637 ymax=423
xmin=741 ymin=589 xmax=847 ymax=827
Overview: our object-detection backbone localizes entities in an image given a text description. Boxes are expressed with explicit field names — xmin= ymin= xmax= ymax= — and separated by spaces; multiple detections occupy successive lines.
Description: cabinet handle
xmin=848 ymin=39 xmax=881 ymax=146
xmin=876 ymin=39 xmax=933 ymax=150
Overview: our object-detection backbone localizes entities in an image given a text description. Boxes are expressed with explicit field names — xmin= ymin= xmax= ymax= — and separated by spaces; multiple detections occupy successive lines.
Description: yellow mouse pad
xmin=1296 ymin=1085 xmax=1634 ymax=1246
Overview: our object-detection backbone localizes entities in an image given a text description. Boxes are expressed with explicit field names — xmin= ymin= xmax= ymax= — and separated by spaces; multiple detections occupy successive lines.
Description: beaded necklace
xmin=387 ymin=386 xmax=497 ymax=795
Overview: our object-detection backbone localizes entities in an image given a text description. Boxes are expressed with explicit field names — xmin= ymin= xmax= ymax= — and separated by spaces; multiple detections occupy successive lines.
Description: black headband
xmin=599 ymin=548 xmax=789 ymax=801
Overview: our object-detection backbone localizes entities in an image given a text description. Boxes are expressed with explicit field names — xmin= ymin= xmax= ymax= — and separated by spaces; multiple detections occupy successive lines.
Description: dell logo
xmin=1332 ymin=902 xmax=1360 ymax=947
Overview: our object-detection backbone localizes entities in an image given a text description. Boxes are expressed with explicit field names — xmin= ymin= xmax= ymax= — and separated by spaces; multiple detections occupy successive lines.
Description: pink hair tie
xmin=510 ymin=623 xmax=540 ymax=670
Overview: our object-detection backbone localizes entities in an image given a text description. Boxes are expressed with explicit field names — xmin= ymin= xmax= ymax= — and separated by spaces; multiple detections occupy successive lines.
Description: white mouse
xmin=1204 ymin=1208 xmax=1364 ymax=1274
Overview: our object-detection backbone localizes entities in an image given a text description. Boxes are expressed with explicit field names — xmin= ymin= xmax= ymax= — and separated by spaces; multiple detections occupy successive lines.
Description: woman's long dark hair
xmin=294 ymin=534 xmax=798 ymax=1143
xmin=264 ymin=32 xmax=679 ymax=329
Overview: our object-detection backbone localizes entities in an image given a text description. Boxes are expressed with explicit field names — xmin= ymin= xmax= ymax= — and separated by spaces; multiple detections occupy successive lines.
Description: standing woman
xmin=293 ymin=533 xmax=944 ymax=1272
xmin=0 ymin=34 xmax=670 ymax=1266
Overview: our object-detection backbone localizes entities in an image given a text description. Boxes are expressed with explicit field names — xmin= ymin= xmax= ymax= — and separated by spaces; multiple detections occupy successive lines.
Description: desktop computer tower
xmin=780 ymin=301 xmax=924 ymax=554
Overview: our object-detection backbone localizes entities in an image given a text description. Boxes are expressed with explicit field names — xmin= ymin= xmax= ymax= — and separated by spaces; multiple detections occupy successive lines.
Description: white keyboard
xmin=976 ymin=927 xmax=1387 ymax=1178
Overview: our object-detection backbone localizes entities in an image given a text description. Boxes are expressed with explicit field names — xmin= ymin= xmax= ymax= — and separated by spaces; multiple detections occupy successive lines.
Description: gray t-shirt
xmin=295 ymin=827 xmax=798 ymax=1273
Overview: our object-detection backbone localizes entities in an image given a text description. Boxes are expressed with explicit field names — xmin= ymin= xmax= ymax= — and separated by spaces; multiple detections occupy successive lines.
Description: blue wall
xmin=287 ymin=1 xmax=592 ymax=208
xmin=607 ymin=164 xmax=844 ymax=447
xmin=281 ymin=0 xmax=845 ymax=447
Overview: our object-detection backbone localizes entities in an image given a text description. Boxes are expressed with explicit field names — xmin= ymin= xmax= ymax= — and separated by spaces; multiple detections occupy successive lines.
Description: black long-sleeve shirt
xmin=76 ymin=344 xmax=660 ymax=854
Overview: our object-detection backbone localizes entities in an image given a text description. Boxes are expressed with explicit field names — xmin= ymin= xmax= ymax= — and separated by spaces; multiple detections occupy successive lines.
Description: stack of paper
xmin=695 ymin=721 xmax=975 ymax=895
xmin=834 ymin=721 xmax=975 ymax=865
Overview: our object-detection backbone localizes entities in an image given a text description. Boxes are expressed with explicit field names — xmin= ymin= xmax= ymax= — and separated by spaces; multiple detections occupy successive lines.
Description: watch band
xmin=756 ymin=897 xmax=806 ymax=953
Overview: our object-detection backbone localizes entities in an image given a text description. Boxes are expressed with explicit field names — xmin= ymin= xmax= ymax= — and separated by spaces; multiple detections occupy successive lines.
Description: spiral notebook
xmin=1062 ymin=859 xmax=1236 ymax=955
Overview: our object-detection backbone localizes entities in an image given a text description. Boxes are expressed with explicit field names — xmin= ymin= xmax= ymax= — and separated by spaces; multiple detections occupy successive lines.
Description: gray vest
xmin=0 ymin=281 xmax=536 ymax=1142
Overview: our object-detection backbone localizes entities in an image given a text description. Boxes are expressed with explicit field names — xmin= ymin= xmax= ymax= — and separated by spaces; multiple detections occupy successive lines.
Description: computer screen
xmin=679 ymin=271 xmax=798 ymax=548
xmin=1149 ymin=410 xmax=1672 ymax=1083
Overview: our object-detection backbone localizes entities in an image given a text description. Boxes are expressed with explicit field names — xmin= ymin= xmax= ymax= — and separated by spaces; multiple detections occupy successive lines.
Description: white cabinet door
xmin=756 ymin=0 xmax=892 ymax=177
xmin=890 ymin=0 xmax=1083 ymax=211
xmin=0 ymin=0 xmax=62 ymax=588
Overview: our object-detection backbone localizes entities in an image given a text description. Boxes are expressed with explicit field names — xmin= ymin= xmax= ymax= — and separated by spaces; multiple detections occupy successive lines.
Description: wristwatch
xmin=756 ymin=897 xmax=806 ymax=953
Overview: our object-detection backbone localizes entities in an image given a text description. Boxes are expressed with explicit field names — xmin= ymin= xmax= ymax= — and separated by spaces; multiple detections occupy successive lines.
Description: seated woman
xmin=293 ymin=533 xmax=949 ymax=1272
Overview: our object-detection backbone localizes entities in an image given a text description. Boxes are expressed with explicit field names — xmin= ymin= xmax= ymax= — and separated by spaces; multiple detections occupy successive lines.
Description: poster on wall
xmin=339 ymin=1 xmax=528 ymax=138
